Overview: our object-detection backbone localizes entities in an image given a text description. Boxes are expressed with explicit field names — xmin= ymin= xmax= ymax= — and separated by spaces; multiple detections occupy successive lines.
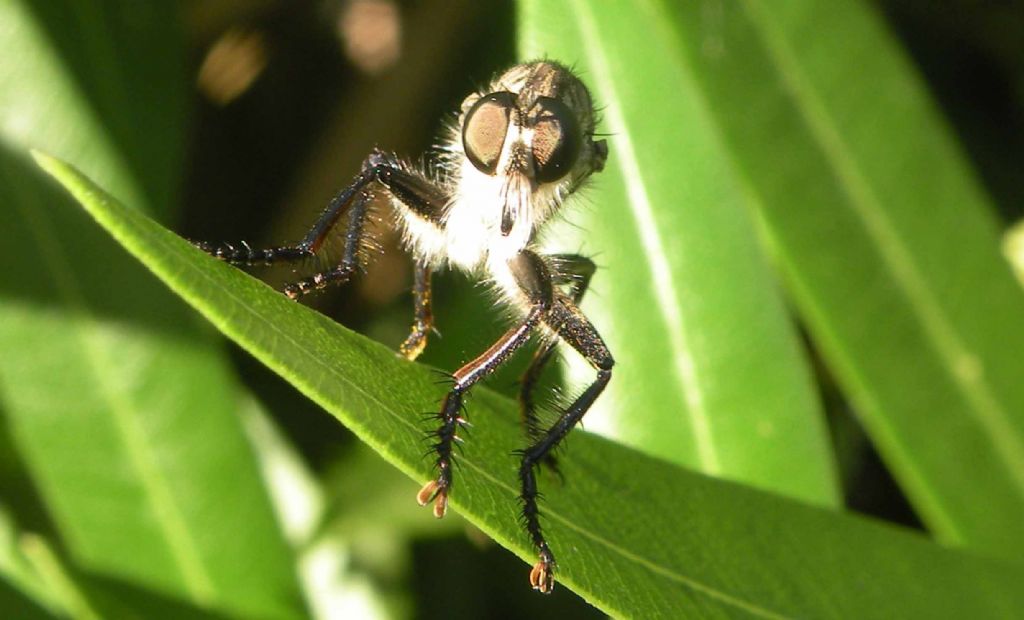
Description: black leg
xmin=519 ymin=297 xmax=614 ymax=594
xmin=399 ymin=264 xmax=434 ymax=361
xmin=196 ymin=148 xmax=447 ymax=282
xmin=519 ymin=254 xmax=595 ymax=443
xmin=417 ymin=306 xmax=545 ymax=518
xmin=192 ymin=239 xmax=313 ymax=265
xmin=280 ymin=185 xmax=373 ymax=299
xmin=417 ymin=252 xmax=554 ymax=518
xmin=193 ymin=167 xmax=374 ymax=265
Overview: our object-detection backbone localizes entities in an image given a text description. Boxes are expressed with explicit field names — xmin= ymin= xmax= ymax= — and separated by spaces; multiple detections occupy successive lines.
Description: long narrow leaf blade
xmin=662 ymin=0 xmax=1024 ymax=557
xmin=519 ymin=0 xmax=838 ymax=506
xmin=36 ymin=152 xmax=1024 ymax=619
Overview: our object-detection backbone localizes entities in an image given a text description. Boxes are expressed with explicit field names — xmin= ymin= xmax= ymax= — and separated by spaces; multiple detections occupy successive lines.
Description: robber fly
xmin=196 ymin=60 xmax=613 ymax=593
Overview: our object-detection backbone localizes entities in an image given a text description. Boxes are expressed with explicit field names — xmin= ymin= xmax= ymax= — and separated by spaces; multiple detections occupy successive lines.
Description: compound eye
xmin=463 ymin=91 xmax=516 ymax=175
xmin=531 ymin=97 xmax=581 ymax=184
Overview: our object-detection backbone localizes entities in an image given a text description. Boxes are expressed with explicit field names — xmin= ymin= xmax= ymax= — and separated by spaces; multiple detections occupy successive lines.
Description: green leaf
xmin=236 ymin=395 xmax=389 ymax=619
xmin=655 ymin=0 xmax=1024 ymax=557
xmin=0 ymin=0 xmax=185 ymax=217
xmin=519 ymin=0 xmax=838 ymax=507
xmin=3 ymin=511 xmax=238 ymax=620
xmin=0 ymin=508 xmax=62 ymax=617
xmin=36 ymin=152 xmax=1024 ymax=619
xmin=0 ymin=3 xmax=304 ymax=617
xmin=0 ymin=151 xmax=303 ymax=619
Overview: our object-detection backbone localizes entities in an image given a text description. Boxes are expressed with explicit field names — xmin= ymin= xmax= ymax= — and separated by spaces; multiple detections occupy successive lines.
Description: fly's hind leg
xmin=196 ymin=149 xmax=448 ymax=301
xmin=519 ymin=297 xmax=613 ymax=594
xmin=193 ymin=164 xmax=370 ymax=267
xmin=280 ymin=187 xmax=374 ymax=299
xmin=195 ymin=186 xmax=372 ymax=300
xmin=417 ymin=252 xmax=552 ymax=520
xmin=518 ymin=254 xmax=596 ymax=471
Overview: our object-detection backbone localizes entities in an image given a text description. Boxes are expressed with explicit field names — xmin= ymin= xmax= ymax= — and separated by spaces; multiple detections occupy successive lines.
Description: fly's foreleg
xmin=417 ymin=252 xmax=553 ymax=519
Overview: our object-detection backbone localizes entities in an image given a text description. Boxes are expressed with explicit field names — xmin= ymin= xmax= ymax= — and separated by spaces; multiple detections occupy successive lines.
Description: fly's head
xmin=457 ymin=61 xmax=607 ymax=236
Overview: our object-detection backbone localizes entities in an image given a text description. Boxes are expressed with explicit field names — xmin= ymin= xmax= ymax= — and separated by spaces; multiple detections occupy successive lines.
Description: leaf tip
xmin=27 ymin=150 xmax=101 ymax=214
xmin=29 ymin=148 xmax=56 ymax=171
xmin=29 ymin=149 xmax=75 ymax=192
